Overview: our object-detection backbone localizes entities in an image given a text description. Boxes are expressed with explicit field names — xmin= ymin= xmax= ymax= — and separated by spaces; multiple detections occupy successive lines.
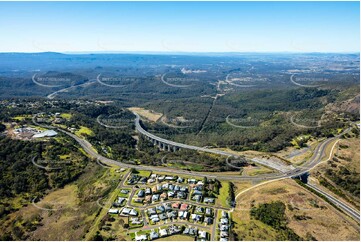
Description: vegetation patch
xmin=250 ymin=201 xmax=301 ymax=240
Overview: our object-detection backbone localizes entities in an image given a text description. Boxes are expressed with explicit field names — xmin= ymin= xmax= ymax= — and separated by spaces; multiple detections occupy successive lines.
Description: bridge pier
xmin=139 ymin=130 xmax=180 ymax=153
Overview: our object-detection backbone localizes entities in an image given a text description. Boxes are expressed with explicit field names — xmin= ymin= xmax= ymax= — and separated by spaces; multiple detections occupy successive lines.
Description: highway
xmin=133 ymin=112 xmax=239 ymax=157
xmin=133 ymin=112 xmax=295 ymax=172
xmin=306 ymin=183 xmax=360 ymax=221
xmin=47 ymin=80 xmax=96 ymax=99
xmin=32 ymin=113 xmax=360 ymax=221
xmin=32 ymin=113 xmax=351 ymax=182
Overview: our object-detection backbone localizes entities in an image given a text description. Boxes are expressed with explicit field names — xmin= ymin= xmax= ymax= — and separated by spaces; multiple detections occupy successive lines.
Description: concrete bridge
xmin=132 ymin=111 xmax=238 ymax=156
xmin=132 ymin=111 xmax=299 ymax=173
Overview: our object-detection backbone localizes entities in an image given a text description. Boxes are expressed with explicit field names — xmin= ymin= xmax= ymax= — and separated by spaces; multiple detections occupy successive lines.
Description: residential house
xmin=198 ymin=231 xmax=207 ymax=239
xmin=149 ymin=231 xmax=159 ymax=240
xmin=108 ymin=208 xmax=119 ymax=214
xmin=159 ymin=228 xmax=168 ymax=237
xmin=152 ymin=194 xmax=160 ymax=202
xmin=204 ymin=197 xmax=215 ymax=203
xmin=135 ymin=234 xmax=147 ymax=241
xmin=137 ymin=190 xmax=145 ymax=197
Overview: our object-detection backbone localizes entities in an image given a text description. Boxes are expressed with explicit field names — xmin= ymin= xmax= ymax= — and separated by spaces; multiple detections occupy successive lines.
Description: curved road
xmin=133 ymin=112 xmax=238 ymax=157
xmin=32 ymin=113 xmax=351 ymax=182
xmin=32 ymin=114 xmax=359 ymax=221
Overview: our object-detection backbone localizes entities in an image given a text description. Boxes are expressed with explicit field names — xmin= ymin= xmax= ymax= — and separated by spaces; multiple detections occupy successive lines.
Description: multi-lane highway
xmin=32 ymin=113 xmax=351 ymax=182
xmin=32 ymin=113 xmax=360 ymax=221
xmin=306 ymin=183 xmax=360 ymax=221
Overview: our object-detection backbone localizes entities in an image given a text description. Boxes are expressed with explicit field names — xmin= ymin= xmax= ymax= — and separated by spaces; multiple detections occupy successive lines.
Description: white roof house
xmin=108 ymin=208 xmax=119 ymax=214
xmin=135 ymin=234 xmax=147 ymax=241
xmin=122 ymin=207 xmax=131 ymax=214
xmin=159 ymin=228 xmax=168 ymax=237
xmin=220 ymin=218 xmax=229 ymax=224
xmin=129 ymin=209 xmax=138 ymax=216
xmin=199 ymin=230 xmax=207 ymax=239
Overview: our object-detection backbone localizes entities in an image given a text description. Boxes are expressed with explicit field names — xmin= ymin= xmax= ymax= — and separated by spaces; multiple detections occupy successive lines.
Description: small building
xmin=191 ymin=214 xmax=203 ymax=222
xmin=148 ymin=208 xmax=157 ymax=215
xmin=172 ymin=203 xmax=180 ymax=209
xmin=180 ymin=186 xmax=188 ymax=192
xmin=117 ymin=197 xmax=125 ymax=204
xmin=134 ymin=198 xmax=144 ymax=203
xmin=198 ymin=230 xmax=207 ymax=239
xmin=162 ymin=183 xmax=169 ymax=190
xmin=156 ymin=205 xmax=165 ymax=213
xmin=220 ymin=218 xmax=229 ymax=225
xmin=137 ymin=190 xmax=145 ymax=197
xmin=195 ymin=207 xmax=204 ymax=214
xmin=220 ymin=231 xmax=229 ymax=238
xmin=145 ymin=195 xmax=152 ymax=204
xmin=159 ymin=228 xmax=168 ymax=237
xmin=135 ymin=234 xmax=147 ymax=241
xmin=180 ymin=203 xmax=189 ymax=210
xmin=159 ymin=213 xmax=167 ymax=220
xmin=145 ymin=187 xmax=152 ymax=195
xmin=192 ymin=194 xmax=202 ymax=202
xmin=205 ymin=217 xmax=213 ymax=225
xmin=205 ymin=208 xmax=212 ymax=216
xmin=152 ymin=194 xmax=160 ymax=202
xmin=178 ymin=211 xmax=188 ymax=219
xmin=193 ymin=190 xmax=203 ymax=195
xmin=149 ymin=231 xmax=159 ymax=240
xmin=156 ymin=184 xmax=162 ymax=192
xmin=129 ymin=209 xmax=138 ymax=216
xmin=120 ymin=189 xmax=129 ymax=194
xmin=160 ymin=192 xmax=168 ymax=200
xmin=164 ymin=203 xmax=172 ymax=211
xmin=152 ymin=186 xmax=158 ymax=193
xmin=121 ymin=207 xmax=131 ymax=215
xmin=204 ymin=197 xmax=215 ymax=203
xmin=151 ymin=217 xmax=160 ymax=223
xmin=167 ymin=211 xmax=177 ymax=219
xmin=108 ymin=208 xmax=119 ymax=214
xmin=177 ymin=191 xmax=186 ymax=199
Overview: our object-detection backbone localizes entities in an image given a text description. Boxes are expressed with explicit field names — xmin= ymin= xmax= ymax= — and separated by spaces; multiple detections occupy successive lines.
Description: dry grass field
xmin=129 ymin=107 xmax=163 ymax=122
xmin=232 ymin=178 xmax=359 ymax=241
xmin=311 ymin=137 xmax=360 ymax=209
xmin=0 ymin=164 xmax=126 ymax=240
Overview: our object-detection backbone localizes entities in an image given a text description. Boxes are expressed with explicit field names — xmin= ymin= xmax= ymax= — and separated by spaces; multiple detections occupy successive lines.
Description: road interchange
xmin=32 ymin=113 xmax=360 ymax=221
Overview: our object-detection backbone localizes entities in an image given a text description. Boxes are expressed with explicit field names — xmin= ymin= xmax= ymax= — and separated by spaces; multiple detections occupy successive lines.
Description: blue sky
xmin=0 ymin=1 xmax=359 ymax=53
